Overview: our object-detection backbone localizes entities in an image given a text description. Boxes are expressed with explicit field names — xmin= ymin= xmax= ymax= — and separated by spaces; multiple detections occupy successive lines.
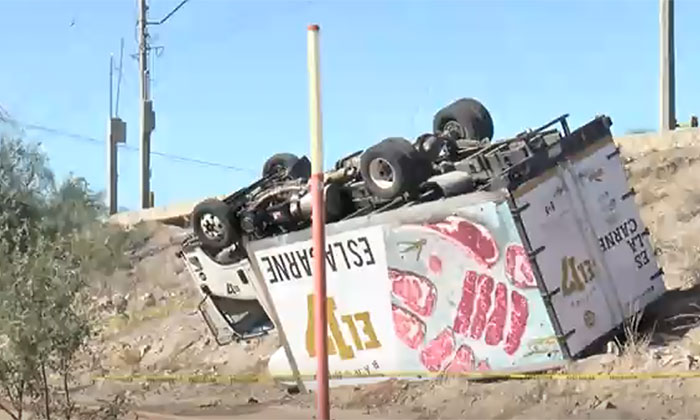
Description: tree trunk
xmin=40 ymin=362 xmax=50 ymax=420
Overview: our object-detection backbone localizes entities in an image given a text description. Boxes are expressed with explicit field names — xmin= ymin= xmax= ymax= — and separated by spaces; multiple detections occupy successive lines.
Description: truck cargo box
xmin=244 ymin=116 xmax=665 ymax=387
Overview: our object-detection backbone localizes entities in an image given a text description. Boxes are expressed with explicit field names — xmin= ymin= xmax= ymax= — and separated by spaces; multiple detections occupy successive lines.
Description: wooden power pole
xmin=659 ymin=0 xmax=676 ymax=132
xmin=137 ymin=0 xmax=154 ymax=209
xmin=107 ymin=53 xmax=126 ymax=215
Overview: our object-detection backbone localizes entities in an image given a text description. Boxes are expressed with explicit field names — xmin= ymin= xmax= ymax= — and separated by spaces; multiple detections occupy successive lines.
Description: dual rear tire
xmin=360 ymin=97 xmax=493 ymax=200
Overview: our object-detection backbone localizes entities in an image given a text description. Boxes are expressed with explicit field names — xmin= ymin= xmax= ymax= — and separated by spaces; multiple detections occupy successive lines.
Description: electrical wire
xmin=2 ymin=118 xmax=256 ymax=174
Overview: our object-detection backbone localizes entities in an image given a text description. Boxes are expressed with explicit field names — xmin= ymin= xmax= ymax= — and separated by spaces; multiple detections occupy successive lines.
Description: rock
xmin=96 ymin=296 xmax=113 ymax=310
xmin=141 ymin=292 xmax=156 ymax=308
xmin=173 ymin=258 xmax=186 ymax=274
xmin=113 ymin=294 xmax=128 ymax=314
xmin=604 ymin=401 xmax=617 ymax=410
xmin=140 ymin=344 xmax=152 ymax=358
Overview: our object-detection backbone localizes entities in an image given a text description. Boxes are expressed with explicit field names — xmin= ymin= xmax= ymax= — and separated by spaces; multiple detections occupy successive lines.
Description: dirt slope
xmin=72 ymin=140 xmax=700 ymax=419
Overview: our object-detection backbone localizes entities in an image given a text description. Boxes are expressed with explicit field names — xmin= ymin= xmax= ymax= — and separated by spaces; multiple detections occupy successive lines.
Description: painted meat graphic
xmin=424 ymin=216 xmax=499 ymax=268
xmin=452 ymin=270 xmax=529 ymax=356
xmin=392 ymin=304 xmax=426 ymax=350
xmin=419 ymin=327 xmax=455 ymax=372
xmin=389 ymin=268 xmax=437 ymax=317
xmin=445 ymin=345 xmax=475 ymax=373
xmin=505 ymin=243 xmax=537 ymax=289
xmin=504 ymin=290 xmax=530 ymax=355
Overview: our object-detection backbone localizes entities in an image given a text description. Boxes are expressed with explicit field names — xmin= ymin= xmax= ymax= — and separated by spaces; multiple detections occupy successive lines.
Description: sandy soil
xmin=58 ymin=138 xmax=700 ymax=419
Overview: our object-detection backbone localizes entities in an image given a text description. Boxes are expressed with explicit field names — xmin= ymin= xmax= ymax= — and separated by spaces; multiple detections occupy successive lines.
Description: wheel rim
xmin=368 ymin=157 xmax=396 ymax=190
xmin=443 ymin=120 xmax=466 ymax=139
xmin=200 ymin=213 xmax=225 ymax=241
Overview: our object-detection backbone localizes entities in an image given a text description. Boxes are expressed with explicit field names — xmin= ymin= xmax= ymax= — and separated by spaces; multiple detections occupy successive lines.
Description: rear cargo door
xmin=512 ymin=169 xmax=622 ymax=357
xmin=563 ymin=141 xmax=665 ymax=318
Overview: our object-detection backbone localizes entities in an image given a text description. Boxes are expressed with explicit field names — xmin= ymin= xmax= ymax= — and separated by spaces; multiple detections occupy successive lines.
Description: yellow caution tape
xmin=93 ymin=370 xmax=700 ymax=384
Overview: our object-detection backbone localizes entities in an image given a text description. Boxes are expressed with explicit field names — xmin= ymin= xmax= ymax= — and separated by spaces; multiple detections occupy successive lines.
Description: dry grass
xmin=606 ymin=310 xmax=655 ymax=374
xmin=101 ymin=297 xmax=197 ymax=339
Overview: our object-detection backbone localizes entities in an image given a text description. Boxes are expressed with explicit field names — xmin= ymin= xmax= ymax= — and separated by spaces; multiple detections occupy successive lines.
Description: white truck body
xmin=180 ymin=115 xmax=665 ymax=388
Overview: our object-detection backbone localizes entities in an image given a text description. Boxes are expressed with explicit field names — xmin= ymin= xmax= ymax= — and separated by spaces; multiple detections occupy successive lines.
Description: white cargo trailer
xmin=181 ymin=114 xmax=664 ymax=388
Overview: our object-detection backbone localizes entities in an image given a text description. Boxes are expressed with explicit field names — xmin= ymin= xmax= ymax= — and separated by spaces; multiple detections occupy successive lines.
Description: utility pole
xmin=659 ymin=0 xmax=676 ymax=132
xmin=136 ymin=0 xmax=190 ymax=209
xmin=107 ymin=54 xmax=117 ymax=215
xmin=108 ymin=53 xmax=127 ymax=215
xmin=138 ymin=0 xmax=154 ymax=209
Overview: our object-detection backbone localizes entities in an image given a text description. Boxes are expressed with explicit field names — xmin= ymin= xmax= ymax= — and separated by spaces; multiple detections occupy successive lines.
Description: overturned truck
xmin=178 ymin=97 xmax=664 ymax=386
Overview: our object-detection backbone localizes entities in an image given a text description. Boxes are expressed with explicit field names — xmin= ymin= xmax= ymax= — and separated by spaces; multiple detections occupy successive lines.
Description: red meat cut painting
xmin=453 ymin=270 xmax=530 ymax=356
xmin=389 ymin=215 xmax=534 ymax=374
xmin=389 ymin=268 xmax=438 ymax=318
xmin=424 ymin=216 xmax=499 ymax=269
xmin=391 ymin=304 xmax=426 ymax=350
xmin=505 ymin=243 xmax=538 ymax=289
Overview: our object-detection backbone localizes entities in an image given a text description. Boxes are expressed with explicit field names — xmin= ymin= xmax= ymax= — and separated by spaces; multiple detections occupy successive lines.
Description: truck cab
xmin=178 ymin=234 xmax=273 ymax=344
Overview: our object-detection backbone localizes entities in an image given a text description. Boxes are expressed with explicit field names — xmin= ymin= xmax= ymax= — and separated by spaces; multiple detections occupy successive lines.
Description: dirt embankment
xmin=72 ymin=138 xmax=700 ymax=419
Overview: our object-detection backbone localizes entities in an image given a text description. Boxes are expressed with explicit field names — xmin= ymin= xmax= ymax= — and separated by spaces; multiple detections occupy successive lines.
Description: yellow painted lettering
xmin=327 ymin=297 xmax=354 ymax=360
xmin=341 ymin=314 xmax=364 ymax=350
xmin=561 ymin=257 xmax=574 ymax=296
xmin=305 ymin=294 xmax=338 ymax=358
xmin=354 ymin=311 xmax=382 ymax=350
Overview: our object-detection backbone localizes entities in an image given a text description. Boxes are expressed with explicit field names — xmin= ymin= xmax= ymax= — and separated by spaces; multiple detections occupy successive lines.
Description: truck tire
xmin=192 ymin=198 xmax=238 ymax=250
xmin=262 ymin=153 xmax=300 ymax=177
xmin=433 ymin=98 xmax=494 ymax=142
xmin=360 ymin=137 xmax=425 ymax=200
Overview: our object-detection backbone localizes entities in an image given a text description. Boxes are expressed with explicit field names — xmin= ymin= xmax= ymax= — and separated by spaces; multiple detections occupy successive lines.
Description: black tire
xmin=262 ymin=153 xmax=300 ymax=177
xmin=191 ymin=198 xmax=238 ymax=250
xmin=432 ymin=98 xmax=494 ymax=142
xmin=360 ymin=137 xmax=426 ymax=200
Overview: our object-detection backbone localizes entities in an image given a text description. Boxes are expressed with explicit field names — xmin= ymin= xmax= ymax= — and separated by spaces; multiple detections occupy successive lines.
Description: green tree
xmin=0 ymin=134 xmax=105 ymax=419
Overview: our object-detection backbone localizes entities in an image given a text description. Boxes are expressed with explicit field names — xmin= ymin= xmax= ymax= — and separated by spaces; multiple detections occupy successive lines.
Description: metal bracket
xmin=542 ymin=286 xmax=561 ymax=300
xmin=559 ymin=329 xmax=576 ymax=341
xmin=528 ymin=245 xmax=546 ymax=259
xmin=606 ymin=146 xmax=621 ymax=160
xmin=510 ymin=202 xmax=531 ymax=217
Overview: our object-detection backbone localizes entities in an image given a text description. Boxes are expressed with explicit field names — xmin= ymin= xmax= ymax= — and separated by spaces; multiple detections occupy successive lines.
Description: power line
xmin=4 ymin=118 xmax=256 ymax=174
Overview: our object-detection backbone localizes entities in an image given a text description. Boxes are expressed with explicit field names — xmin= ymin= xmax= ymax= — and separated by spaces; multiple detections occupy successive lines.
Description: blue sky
xmin=0 ymin=0 xmax=698 ymax=211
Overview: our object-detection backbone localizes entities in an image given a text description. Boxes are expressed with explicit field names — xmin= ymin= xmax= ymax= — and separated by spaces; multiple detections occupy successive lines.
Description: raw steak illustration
xmin=469 ymin=273 xmax=494 ymax=339
xmin=484 ymin=283 xmax=508 ymax=345
xmin=389 ymin=268 xmax=437 ymax=317
xmin=392 ymin=304 xmax=426 ymax=349
xmin=419 ymin=327 xmax=455 ymax=372
xmin=444 ymin=345 xmax=492 ymax=374
xmin=453 ymin=271 xmax=478 ymax=335
xmin=505 ymin=243 xmax=537 ymax=289
xmin=452 ymin=269 xmax=530 ymax=356
xmin=445 ymin=345 xmax=476 ymax=373
xmin=424 ymin=216 xmax=499 ymax=268
xmin=476 ymin=359 xmax=491 ymax=371
xmin=504 ymin=290 xmax=529 ymax=355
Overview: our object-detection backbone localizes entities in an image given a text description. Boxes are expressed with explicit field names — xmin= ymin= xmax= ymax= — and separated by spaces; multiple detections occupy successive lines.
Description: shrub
xmin=0 ymin=134 xmax=118 ymax=419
